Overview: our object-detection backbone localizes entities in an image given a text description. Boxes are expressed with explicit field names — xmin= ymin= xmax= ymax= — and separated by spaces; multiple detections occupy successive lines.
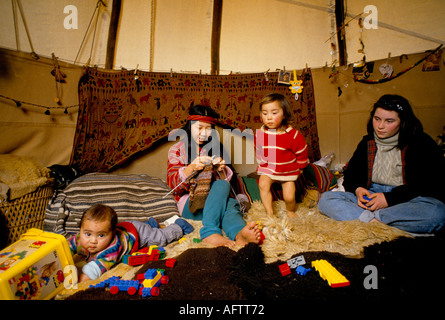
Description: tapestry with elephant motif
xmin=70 ymin=67 xmax=320 ymax=173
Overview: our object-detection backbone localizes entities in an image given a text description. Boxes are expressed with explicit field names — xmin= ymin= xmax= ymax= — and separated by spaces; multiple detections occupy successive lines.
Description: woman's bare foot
xmin=202 ymin=233 xmax=235 ymax=247
xmin=235 ymin=221 xmax=262 ymax=246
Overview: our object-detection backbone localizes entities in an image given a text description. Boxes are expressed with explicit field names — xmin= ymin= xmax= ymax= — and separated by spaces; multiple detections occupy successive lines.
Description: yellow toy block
xmin=311 ymin=259 xmax=350 ymax=288
xmin=148 ymin=245 xmax=158 ymax=255
xmin=142 ymin=271 xmax=162 ymax=288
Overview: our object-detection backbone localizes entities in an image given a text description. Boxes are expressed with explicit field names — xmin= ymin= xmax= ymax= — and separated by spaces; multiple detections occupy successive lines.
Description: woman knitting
xmin=318 ymin=94 xmax=445 ymax=234
xmin=167 ymin=105 xmax=262 ymax=247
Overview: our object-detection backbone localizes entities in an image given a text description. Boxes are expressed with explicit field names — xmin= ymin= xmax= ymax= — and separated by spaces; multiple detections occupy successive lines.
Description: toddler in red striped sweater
xmin=255 ymin=93 xmax=309 ymax=218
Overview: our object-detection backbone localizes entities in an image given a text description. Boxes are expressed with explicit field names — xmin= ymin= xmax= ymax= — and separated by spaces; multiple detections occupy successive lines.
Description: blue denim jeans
xmin=318 ymin=183 xmax=445 ymax=234
xmin=182 ymin=180 xmax=246 ymax=240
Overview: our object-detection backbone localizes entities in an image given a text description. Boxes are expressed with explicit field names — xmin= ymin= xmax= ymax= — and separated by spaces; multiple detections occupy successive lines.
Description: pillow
xmin=241 ymin=176 xmax=262 ymax=202
xmin=303 ymin=163 xmax=337 ymax=192
xmin=44 ymin=173 xmax=179 ymax=236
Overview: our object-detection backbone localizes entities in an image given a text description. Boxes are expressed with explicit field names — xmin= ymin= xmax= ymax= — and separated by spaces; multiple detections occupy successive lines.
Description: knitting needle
xmin=163 ymin=170 xmax=199 ymax=198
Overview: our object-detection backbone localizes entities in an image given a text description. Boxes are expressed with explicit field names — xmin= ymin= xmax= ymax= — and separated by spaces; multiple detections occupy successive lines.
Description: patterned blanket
xmin=44 ymin=173 xmax=179 ymax=236
xmin=70 ymin=68 xmax=320 ymax=173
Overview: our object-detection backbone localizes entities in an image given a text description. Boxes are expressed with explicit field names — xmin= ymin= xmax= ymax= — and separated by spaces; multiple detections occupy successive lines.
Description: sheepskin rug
xmin=246 ymin=199 xmax=409 ymax=263
xmin=165 ymin=192 xmax=409 ymax=263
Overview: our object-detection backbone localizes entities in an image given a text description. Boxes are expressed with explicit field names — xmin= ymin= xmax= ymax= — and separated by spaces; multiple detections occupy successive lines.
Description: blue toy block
xmin=141 ymin=287 xmax=151 ymax=298
xmin=295 ymin=265 xmax=311 ymax=276
xmin=104 ymin=276 xmax=119 ymax=285
xmin=144 ymin=268 xmax=158 ymax=279
xmin=89 ymin=276 xmax=120 ymax=289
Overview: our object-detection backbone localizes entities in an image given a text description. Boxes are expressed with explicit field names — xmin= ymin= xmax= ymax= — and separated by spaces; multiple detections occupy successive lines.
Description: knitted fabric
xmin=372 ymin=133 xmax=403 ymax=186
xmin=188 ymin=164 xmax=214 ymax=213
xmin=255 ymin=125 xmax=309 ymax=181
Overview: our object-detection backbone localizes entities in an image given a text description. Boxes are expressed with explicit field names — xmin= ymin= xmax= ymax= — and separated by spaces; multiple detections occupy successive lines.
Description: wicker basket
xmin=0 ymin=182 xmax=54 ymax=245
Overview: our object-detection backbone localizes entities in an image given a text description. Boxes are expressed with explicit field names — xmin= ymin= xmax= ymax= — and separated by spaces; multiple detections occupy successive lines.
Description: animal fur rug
xmin=245 ymin=199 xmax=409 ymax=262
xmin=57 ymin=196 xmax=408 ymax=299
xmin=164 ymin=199 xmax=408 ymax=263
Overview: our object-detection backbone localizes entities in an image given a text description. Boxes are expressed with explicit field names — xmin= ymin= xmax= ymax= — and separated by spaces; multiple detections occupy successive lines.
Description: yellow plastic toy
xmin=289 ymin=69 xmax=304 ymax=99
xmin=311 ymin=259 xmax=350 ymax=288
xmin=0 ymin=228 xmax=74 ymax=300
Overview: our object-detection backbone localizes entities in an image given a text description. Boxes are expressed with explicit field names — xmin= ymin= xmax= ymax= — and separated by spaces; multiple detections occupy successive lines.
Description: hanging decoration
xmin=357 ymin=17 xmax=365 ymax=58
xmin=354 ymin=44 xmax=443 ymax=84
xmin=422 ymin=48 xmax=443 ymax=71
xmin=277 ymin=68 xmax=291 ymax=84
xmin=378 ymin=52 xmax=394 ymax=78
xmin=0 ymin=94 xmax=78 ymax=115
xmin=352 ymin=60 xmax=374 ymax=79
xmin=328 ymin=0 xmax=338 ymax=67
xmin=51 ymin=53 xmax=67 ymax=105
xmin=289 ymin=69 xmax=304 ymax=100
xmin=134 ymin=64 xmax=142 ymax=92
xmin=351 ymin=17 xmax=374 ymax=80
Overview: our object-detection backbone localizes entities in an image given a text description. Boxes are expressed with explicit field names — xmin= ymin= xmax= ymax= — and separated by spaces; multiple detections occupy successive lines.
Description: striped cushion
xmin=44 ymin=173 xmax=179 ymax=236
xmin=303 ymin=164 xmax=337 ymax=192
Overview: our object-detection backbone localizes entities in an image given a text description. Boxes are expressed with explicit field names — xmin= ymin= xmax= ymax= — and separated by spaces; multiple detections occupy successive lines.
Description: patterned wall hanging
xmin=70 ymin=68 xmax=321 ymax=173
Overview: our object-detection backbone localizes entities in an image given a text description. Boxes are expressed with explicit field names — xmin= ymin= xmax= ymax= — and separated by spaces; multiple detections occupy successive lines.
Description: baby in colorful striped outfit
xmin=68 ymin=204 xmax=193 ymax=282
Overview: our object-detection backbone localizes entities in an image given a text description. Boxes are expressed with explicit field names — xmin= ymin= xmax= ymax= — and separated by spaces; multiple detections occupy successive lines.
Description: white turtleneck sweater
xmin=372 ymin=132 xmax=404 ymax=186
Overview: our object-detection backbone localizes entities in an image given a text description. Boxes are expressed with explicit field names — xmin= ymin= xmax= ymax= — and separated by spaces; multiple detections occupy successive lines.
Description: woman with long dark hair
xmin=318 ymin=95 xmax=445 ymax=234
xmin=167 ymin=105 xmax=261 ymax=246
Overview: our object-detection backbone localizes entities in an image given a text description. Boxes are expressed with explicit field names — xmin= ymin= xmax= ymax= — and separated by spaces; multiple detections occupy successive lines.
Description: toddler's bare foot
xmin=235 ymin=221 xmax=262 ymax=246
xmin=287 ymin=210 xmax=297 ymax=218
xmin=202 ymin=234 xmax=235 ymax=247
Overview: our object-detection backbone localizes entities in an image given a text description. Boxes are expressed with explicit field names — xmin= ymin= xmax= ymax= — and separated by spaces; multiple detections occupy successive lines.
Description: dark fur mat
xmin=66 ymin=232 xmax=445 ymax=302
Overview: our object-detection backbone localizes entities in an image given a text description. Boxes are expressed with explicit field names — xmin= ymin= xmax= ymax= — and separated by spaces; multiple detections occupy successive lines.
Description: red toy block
xmin=126 ymin=254 xmax=150 ymax=266
xmin=279 ymin=263 xmax=291 ymax=276
xmin=165 ymin=258 xmax=177 ymax=268
xmin=138 ymin=247 xmax=150 ymax=254
xmin=151 ymin=250 xmax=160 ymax=261
xmin=136 ymin=273 xmax=145 ymax=281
